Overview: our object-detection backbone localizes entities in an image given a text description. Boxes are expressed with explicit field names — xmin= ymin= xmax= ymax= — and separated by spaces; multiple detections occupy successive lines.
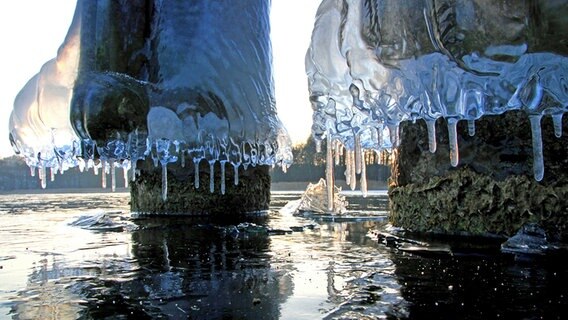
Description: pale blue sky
xmin=0 ymin=0 xmax=320 ymax=158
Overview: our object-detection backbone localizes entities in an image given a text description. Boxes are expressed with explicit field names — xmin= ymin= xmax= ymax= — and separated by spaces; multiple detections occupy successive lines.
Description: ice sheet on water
xmin=306 ymin=0 xmax=568 ymax=185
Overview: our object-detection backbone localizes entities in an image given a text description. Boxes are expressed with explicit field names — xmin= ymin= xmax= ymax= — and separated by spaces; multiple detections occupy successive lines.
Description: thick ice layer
xmin=8 ymin=0 xmax=293 ymax=196
xmin=8 ymin=2 xmax=82 ymax=172
xmin=306 ymin=0 xmax=568 ymax=190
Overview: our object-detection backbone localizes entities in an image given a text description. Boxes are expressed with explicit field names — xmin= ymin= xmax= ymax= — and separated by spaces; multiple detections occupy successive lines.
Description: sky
xmin=0 ymin=0 xmax=321 ymax=159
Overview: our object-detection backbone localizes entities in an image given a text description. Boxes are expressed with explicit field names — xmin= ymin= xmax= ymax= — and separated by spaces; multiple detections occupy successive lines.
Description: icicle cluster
xmin=11 ymin=125 xmax=292 ymax=200
xmin=323 ymin=127 xmax=390 ymax=211
xmin=146 ymin=134 xmax=292 ymax=200
xmin=307 ymin=0 xmax=568 ymax=184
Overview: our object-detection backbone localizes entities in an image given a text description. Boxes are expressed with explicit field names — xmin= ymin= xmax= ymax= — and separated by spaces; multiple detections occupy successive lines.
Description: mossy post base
xmin=389 ymin=111 xmax=568 ymax=241
xmin=130 ymin=159 xmax=271 ymax=216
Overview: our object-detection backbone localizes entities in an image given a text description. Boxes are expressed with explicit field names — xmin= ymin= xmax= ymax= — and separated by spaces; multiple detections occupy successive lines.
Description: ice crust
xmin=306 ymin=0 xmax=568 ymax=194
xmin=8 ymin=4 xmax=82 ymax=175
xmin=8 ymin=0 xmax=293 ymax=196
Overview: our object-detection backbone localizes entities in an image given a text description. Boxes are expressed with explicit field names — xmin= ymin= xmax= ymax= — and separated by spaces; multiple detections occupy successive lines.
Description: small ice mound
xmin=290 ymin=178 xmax=348 ymax=215
xmin=501 ymin=223 xmax=554 ymax=255
xmin=69 ymin=212 xmax=124 ymax=232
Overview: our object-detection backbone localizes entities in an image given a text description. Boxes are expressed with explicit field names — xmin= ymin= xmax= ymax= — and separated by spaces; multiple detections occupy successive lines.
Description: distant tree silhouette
xmin=291 ymin=136 xmax=325 ymax=166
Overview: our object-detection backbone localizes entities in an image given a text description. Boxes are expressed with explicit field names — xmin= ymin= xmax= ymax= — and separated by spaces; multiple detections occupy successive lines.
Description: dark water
xmin=0 ymin=191 xmax=566 ymax=319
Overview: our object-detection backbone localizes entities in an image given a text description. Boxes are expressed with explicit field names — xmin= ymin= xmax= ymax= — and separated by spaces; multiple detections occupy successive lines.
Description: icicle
xmin=349 ymin=150 xmax=356 ymax=190
xmin=250 ymin=144 xmax=258 ymax=166
xmin=360 ymin=152 xmax=368 ymax=198
xmin=50 ymin=167 xmax=55 ymax=182
xmin=194 ymin=159 xmax=200 ymax=189
xmin=344 ymin=150 xmax=352 ymax=182
xmin=355 ymin=134 xmax=362 ymax=174
xmin=529 ymin=115 xmax=544 ymax=181
xmin=110 ymin=159 xmax=116 ymax=192
xmin=39 ymin=165 xmax=47 ymax=189
xmin=552 ymin=114 xmax=563 ymax=138
xmin=30 ymin=166 xmax=36 ymax=177
xmin=315 ymin=139 xmax=322 ymax=153
xmin=209 ymin=161 xmax=215 ymax=193
xmin=78 ymin=159 xmax=85 ymax=172
xmin=242 ymin=141 xmax=250 ymax=169
xmin=131 ymin=159 xmax=137 ymax=181
xmin=467 ymin=120 xmax=476 ymax=136
xmin=181 ymin=152 xmax=186 ymax=168
xmin=220 ymin=161 xmax=226 ymax=195
xmin=123 ymin=165 xmax=129 ymax=188
xmin=94 ymin=163 xmax=99 ymax=175
xmin=334 ymin=140 xmax=341 ymax=165
xmin=101 ymin=160 xmax=107 ymax=188
xmin=388 ymin=124 xmax=400 ymax=147
xmin=161 ymin=163 xmax=168 ymax=201
xmin=326 ymin=131 xmax=334 ymax=212
xmin=426 ymin=119 xmax=437 ymax=153
xmin=233 ymin=163 xmax=239 ymax=185
xmin=282 ymin=164 xmax=287 ymax=173
xmin=447 ymin=118 xmax=460 ymax=167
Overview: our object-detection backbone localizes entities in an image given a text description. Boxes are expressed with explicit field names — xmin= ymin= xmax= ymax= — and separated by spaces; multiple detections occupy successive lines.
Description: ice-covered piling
xmin=306 ymin=0 xmax=568 ymax=182
xmin=8 ymin=0 xmax=292 ymax=214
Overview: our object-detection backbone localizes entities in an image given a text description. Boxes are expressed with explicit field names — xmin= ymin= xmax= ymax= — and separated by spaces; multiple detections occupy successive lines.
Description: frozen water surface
xmin=0 ymin=191 xmax=566 ymax=319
